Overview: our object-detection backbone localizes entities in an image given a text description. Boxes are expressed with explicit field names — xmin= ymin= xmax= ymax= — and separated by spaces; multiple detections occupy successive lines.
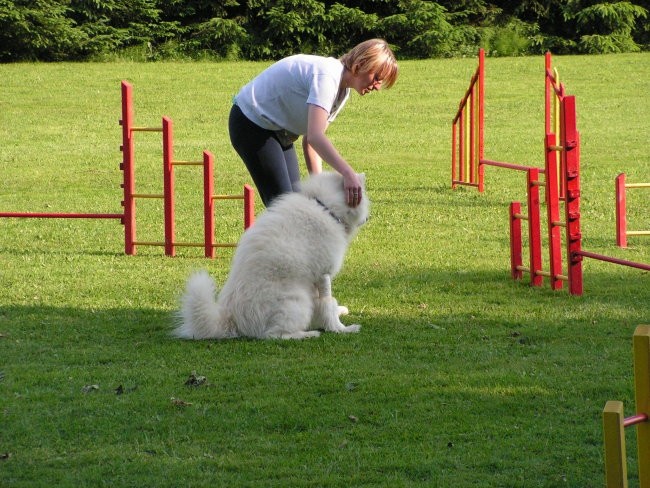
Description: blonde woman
xmin=229 ymin=39 xmax=398 ymax=207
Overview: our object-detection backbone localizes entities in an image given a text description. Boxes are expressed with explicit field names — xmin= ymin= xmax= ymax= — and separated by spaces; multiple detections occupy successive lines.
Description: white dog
xmin=174 ymin=172 xmax=369 ymax=340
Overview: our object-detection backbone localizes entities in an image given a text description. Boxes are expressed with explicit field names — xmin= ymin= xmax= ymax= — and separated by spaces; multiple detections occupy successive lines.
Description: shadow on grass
xmin=0 ymin=304 xmax=172 ymax=351
xmin=337 ymin=262 xmax=649 ymax=327
xmin=0 ymin=272 xmax=641 ymax=488
xmin=0 ymin=259 xmax=646 ymax=345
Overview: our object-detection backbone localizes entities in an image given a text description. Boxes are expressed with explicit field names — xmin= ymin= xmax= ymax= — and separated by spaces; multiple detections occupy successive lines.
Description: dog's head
xmin=301 ymin=172 xmax=370 ymax=236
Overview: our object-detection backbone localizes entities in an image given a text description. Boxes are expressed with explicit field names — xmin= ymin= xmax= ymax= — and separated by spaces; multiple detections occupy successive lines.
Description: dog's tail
xmin=174 ymin=270 xmax=236 ymax=340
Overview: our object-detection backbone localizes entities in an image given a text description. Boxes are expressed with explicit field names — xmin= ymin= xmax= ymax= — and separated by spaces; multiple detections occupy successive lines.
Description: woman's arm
xmin=302 ymin=136 xmax=322 ymax=174
xmin=303 ymin=104 xmax=362 ymax=206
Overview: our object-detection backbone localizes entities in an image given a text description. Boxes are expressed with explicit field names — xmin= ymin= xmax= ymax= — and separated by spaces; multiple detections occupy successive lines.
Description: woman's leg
xmin=229 ymin=105 xmax=300 ymax=207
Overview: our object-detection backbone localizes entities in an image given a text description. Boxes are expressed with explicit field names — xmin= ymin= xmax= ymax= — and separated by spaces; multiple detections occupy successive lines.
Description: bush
xmin=377 ymin=0 xmax=460 ymax=58
xmin=0 ymin=0 xmax=86 ymax=61
xmin=480 ymin=18 xmax=537 ymax=57
xmin=189 ymin=17 xmax=248 ymax=60
xmin=569 ymin=1 xmax=648 ymax=53
xmin=243 ymin=0 xmax=328 ymax=59
xmin=1 ymin=0 xmax=648 ymax=62
xmin=325 ymin=3 xmax=378 ymax=56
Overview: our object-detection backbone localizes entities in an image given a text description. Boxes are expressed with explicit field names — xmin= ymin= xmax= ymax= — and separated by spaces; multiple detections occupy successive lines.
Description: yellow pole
xmin=464 ymin=102 xmax=470 ymax=182
xmin=553 ymin=68 xmax=561 ymax=197
xmin=603 ymin=400 xmax=628 ymax=488
xmin=474 ymin=83 xmax=481 ymax=182
xmin=553 ymin=68 xmax=560 ymax=136
xmin=634 ymin=325 xmax=650 ymax=488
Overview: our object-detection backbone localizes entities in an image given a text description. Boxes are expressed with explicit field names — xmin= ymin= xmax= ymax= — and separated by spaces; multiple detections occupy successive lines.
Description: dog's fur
xmin=174 ymin=172 xmax=369 ymax=340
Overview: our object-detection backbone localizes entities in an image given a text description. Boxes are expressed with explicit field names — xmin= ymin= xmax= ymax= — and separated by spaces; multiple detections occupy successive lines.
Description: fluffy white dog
xmin=174 ymin=172 xmax=369 ymax=340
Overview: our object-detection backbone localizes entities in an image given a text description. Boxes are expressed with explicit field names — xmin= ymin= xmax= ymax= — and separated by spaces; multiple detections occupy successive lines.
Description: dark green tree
xmin=0 ymin=0 xmax=84 ymax=61
xmin=566 ymin=1 xmax=648 ymax=53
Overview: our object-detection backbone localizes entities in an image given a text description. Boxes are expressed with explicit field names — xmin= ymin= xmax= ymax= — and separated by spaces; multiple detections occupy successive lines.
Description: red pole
xmin=0 ymin=212 xmax=123 ymax=219
xmin=527 ymin=168 xmax=543 ymax=287
xmin=162 ymin=116 xmax=176 ymax=257
xmin=616 ymin=173 xmax=627 ymax=248
xmin=477 ymin=156 xmax=485 ymax=193
xmin=562 ymin=96 xmax=583 ymax=296
xmin=459 ymin=103 xmax=465 ymax=183
xmin=510 ymin=202 xmax=523 ymax=280
xmin=558 ymin=83 xmax=567 ymax=200
xmin=244 ymin=184 xmax=255 ymax=229
xmin=545 ymin=132 xmax=563 ymax=290
xmin=203 ymin=151 xmax=215 ymax=258
xmin=623 ymin=413 xmax=649 ymax=428
xmin=451 ymin=122 xmax=457 ymax=189
xmin=478 ymin=48 xmax=485 ymax=193
xmin=576 ymin=251 xmax=650 ymax=272
xmin=469 ymin=83 xmax=475 ymax=184
xmin=120 ymin=81 xmax=136 ymax=255
xmin=544 ymin=52 xmax=551 ymax=136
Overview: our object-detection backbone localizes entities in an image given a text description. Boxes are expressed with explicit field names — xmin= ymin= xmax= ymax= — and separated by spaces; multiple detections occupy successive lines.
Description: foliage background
xmin=0 ymin=0 xmax=648 ymax=62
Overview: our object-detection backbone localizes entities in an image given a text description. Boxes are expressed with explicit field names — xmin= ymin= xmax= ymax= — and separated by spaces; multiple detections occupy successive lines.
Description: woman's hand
xmin=305 ymin=104 xmax=362 ymax=206
xmin=343 ymin=172 xmax=362 ymax=207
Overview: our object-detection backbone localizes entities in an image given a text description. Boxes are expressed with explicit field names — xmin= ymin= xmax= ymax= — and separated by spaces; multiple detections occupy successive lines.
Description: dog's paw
xmin=276 ymin=330 xmax=321 ymax=340
xmin=339 ymin=324 xmax=361 ymax=334
xmin=337 ymin=305 xmax=349 ymax=316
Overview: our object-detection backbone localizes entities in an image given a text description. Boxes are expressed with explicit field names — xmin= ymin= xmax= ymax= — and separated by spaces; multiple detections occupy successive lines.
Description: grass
xmin=0 ymin=53 xmax=649 ymax=487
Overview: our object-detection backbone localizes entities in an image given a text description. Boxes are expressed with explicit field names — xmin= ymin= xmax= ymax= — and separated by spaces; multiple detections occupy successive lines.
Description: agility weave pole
xmin=616 ymin=173 xmax=650 ymax=248
xmin=602 ymin=325 xmax=650 ymax=488
xmin=120 ymin=81 xmax=254 ymax=258
xmin=451 ymin=50 xmax=649 ymax=295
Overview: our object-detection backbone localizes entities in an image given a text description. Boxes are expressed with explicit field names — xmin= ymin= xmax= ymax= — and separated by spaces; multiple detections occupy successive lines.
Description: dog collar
xmin=313 ymin=198 xmax=348 ymax=232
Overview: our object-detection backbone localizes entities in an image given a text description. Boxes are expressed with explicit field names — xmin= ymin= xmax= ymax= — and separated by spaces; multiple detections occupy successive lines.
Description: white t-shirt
xmin=234 ymin=54 xmax=350 ymax=136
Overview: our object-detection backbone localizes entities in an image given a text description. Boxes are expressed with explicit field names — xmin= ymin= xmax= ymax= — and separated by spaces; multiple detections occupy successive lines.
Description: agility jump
xmin=451 ymin=49 xmax=553 ymax=192
xmin=0 ymin=83 xmax=254 ymax=258
xmin=602 ymin=325 xmax=650 ymax=488
xmin=120 ymin=81 xmax=254 ymax=258
xmin=451 ymin=50 xmax=649 ymax=296
xmin=616 ymin=173 xmax=650 ymax=248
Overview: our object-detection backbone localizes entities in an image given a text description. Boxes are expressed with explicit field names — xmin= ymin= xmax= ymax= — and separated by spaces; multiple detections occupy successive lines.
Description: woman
xmin=228 ymin=39 xmax=398 ymax=208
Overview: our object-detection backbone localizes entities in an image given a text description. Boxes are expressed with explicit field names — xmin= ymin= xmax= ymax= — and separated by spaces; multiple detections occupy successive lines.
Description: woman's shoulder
xmin=283 ymin=54 xmax=341 ymax=72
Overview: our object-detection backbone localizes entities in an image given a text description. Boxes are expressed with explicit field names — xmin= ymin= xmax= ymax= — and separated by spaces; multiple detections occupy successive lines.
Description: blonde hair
xmin=340 ymin=39 xmax=398 ymax=89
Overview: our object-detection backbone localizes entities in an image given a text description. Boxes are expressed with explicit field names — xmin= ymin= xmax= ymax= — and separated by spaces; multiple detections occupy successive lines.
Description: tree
xmin=0 ymin=0 xmax=85 ymax=61
xmin=567 ymin=1 xmax=648 ymax=53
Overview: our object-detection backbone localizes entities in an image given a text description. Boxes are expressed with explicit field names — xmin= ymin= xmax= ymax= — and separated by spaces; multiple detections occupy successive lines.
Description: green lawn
xmin=0 ymin=53 xmax=649 ymax=487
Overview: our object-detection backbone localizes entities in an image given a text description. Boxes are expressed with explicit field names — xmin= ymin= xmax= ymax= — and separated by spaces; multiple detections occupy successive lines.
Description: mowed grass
xmin=0 ymin=53 xmax=649 ymax=487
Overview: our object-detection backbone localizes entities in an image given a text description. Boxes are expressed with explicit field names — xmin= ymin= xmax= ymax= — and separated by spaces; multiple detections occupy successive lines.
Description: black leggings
xmin=228 ymin=104 xmax=301 ymax=207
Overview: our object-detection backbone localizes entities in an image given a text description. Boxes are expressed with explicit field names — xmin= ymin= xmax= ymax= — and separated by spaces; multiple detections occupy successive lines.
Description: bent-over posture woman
xmin=228 ymin=39 xmax=398 ymax=208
